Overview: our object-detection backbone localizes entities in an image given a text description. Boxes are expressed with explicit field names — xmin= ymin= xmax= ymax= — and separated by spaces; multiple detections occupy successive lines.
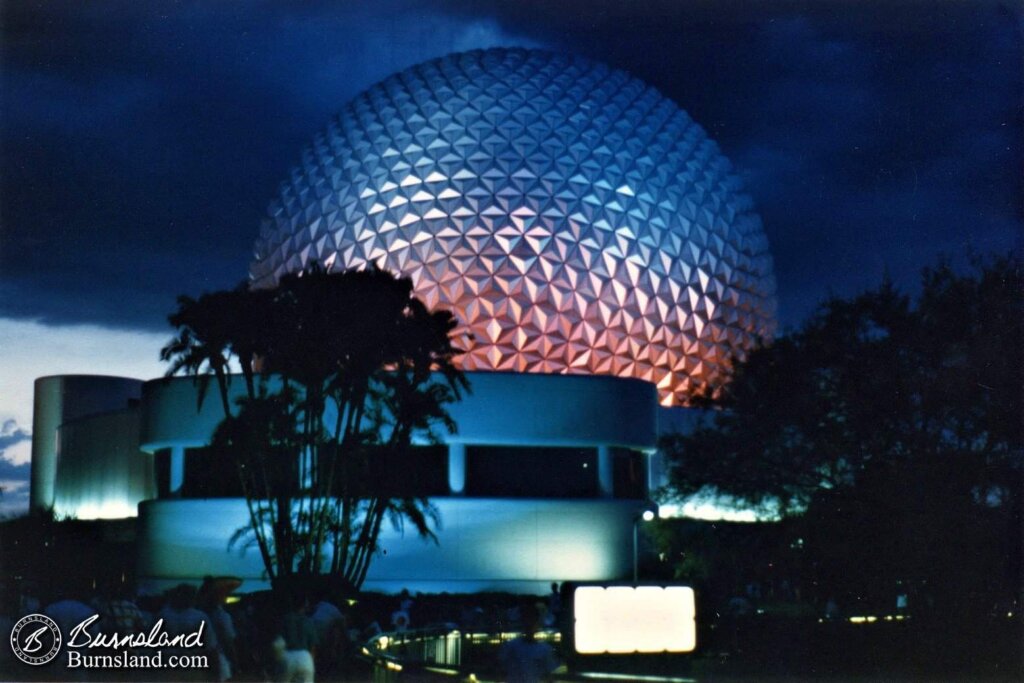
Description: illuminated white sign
xmin=574 ymin=586 xmax=696 ymax=654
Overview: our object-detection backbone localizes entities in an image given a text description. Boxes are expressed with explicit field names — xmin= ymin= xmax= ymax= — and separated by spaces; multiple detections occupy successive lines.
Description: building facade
xmin=33 ymin=371 xmax=677 ymax=594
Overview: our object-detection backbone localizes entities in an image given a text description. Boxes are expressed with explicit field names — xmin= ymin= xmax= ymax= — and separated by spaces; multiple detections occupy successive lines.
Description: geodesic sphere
xmin=251 ymin=48 xmax=776 ymax=406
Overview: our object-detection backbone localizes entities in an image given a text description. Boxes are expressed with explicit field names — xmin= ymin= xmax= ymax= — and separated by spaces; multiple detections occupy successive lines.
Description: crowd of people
xmin=3 ymin=578 xmax=364 ymax=682
xmin=2 ymin=580 xmax=566 ymax=682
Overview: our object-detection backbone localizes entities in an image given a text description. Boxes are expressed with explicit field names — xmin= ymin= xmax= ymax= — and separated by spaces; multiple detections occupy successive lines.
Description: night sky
xmin=1 ymin=1 xmax=1020 ymax=514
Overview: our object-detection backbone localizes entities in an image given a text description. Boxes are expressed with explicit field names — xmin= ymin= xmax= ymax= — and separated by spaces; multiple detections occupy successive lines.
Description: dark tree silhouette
xmin=163 ymin=266 xmax=467 ymax=591
xmin=161 ymin=289 xmax=241 ymax=416
xmin=661 ymin=254 xmax=1022 ymax=614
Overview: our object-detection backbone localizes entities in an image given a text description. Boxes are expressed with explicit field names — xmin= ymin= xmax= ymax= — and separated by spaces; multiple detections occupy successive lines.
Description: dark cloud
xmin=0 ymin=457 xmax=31 ymax=481
xmin=1 ymin=0 xmax=1020 ymax=330
xmin=1 ymin=417 xmax=30 ymax=442
xmin=456 ymin=0 xmax=1022 ymax=325
xmin=0 ymin=0 xmax=536 ymax=329
xmin=0 ymin=419 xmax=31 ymax=459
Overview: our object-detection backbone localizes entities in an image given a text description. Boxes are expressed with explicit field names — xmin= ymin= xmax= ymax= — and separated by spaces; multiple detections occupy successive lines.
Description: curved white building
xmin=33 ymin=372 xmax=665 ymax=593
xmin=135 ymin=372 xmax=658 ymax=593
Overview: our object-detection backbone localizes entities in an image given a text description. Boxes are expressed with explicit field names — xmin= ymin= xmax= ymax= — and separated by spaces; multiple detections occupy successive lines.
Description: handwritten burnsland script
xmin=66 ymin=615 xmax=206 ymax=650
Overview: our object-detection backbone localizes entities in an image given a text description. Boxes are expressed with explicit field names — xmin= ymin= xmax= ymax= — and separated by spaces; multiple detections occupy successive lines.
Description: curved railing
xmin=359 ymin=626 xmax=562 ymax=681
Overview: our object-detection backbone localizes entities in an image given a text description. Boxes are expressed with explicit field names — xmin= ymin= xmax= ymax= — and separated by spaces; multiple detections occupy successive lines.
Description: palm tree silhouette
xmin=162 ymin=289 xmax=233 ymax=416
xmin=164 ymin=266 xmax=467 ymax=590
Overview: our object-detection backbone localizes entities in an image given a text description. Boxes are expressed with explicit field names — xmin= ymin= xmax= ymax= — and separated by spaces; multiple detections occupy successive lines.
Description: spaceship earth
xmin=251 ymin=48 xmax=776 ymax=406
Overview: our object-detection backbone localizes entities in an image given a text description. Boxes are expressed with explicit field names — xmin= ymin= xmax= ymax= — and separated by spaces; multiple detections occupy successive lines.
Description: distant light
xmin=641 ymin=509 xmax=656 ymax=522
xmin=574 ymin=586 xmax=696 ymax=654
xmin=657 ymin=501 xmax=768 ymax=523
xmin=225 ymin=596 xmax=241 ymax=605
xmin=848 ymin=615 xmax=910 ymax=624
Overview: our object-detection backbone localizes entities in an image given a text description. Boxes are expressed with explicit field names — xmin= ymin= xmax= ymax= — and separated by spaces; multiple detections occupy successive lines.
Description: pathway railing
xmin=359 ymin=626 xmax=562 ymax=681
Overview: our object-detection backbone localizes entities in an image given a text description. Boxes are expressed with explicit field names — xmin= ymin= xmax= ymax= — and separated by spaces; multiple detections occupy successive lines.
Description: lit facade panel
xmin=30 ymin=375 xmax=143 ymax=511
xmin=137 ymin=498 xmax=642 ymax=596
xmin=53 ymin=409 xmax=155 ymax=520
xmin=250 ymin=48 xmax=777 ymax=406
